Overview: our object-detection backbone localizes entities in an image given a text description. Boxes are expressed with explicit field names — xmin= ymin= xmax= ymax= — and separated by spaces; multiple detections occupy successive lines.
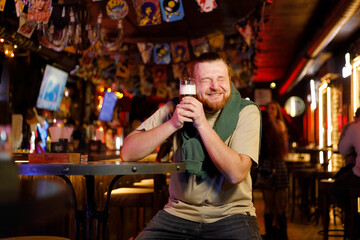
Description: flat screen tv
xmin=36 ymin=64 xmax=68 ymax=111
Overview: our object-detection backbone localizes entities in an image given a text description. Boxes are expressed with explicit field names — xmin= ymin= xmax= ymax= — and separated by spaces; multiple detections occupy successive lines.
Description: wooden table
xmin=17 ymin=160 xmax=185 ymax=240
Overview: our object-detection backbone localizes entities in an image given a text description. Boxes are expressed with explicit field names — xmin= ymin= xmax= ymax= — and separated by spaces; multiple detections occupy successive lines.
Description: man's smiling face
xmin=194 ymin=59 xmax=231 ymax=113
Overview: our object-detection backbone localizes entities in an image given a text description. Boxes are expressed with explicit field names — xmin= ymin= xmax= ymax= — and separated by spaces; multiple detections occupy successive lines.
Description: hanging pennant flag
xmin=137 ymin=42 xmax=154 ymax=64
xmin=235 ymin=19 xmax=254 ymax=47
xmin=195 ymin=0 xmax=217 ymax=13
xmin=153 ymin=43 xmax=171 ymax=64
xmin=172 ymin=62 xmax=187 ymax=80
xmin=106 ymin=0 xmax=129 ymax=20
xmin=27 ymin=0 xmax=53 ymax=22
xmin=170 ymin=40 xmax=190 ymax=63
xmin=190 ymin=37 xmax=210 ymax=57
xmin=135 ymin=0 xmax=161 ymax=26
xmin=207 ymin=30 xmax=224 ymax=52
xmin=0 ymin=0 xmax=5 ymax=11
xmin=139 ymin=65 xmax=154 ymax=96
xmin=160 ymin=0 xmax=184 ymax=22
xmin=152 ymin=65 xmax=169 ymax=99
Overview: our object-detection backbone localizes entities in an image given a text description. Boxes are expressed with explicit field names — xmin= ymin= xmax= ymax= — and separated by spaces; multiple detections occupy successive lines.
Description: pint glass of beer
xmin=179 ymin=77 xmax=196 ymax=100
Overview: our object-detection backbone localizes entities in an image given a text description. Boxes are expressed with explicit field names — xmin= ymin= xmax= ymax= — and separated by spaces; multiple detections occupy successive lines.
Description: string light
xmin=0 ymin=37 xmax=18 ymax=58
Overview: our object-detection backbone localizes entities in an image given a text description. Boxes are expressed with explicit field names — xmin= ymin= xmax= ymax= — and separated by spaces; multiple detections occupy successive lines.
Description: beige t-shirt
xmin=137 ymin=101 xmax=261 ymax=223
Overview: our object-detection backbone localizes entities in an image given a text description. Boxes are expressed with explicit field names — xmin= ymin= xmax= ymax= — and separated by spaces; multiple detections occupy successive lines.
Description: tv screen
xmin=98 ymin=91 xmax=118 ymax=122
xmin=36 ymin=65 xmax=68 ymax=111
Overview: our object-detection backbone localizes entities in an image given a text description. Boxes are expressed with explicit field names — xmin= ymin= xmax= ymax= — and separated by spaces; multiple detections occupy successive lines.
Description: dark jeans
xmin=136 ymin=210 xmax=261 ymax=240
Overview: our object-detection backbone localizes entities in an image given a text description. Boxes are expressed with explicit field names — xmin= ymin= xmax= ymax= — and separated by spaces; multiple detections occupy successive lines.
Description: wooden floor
xmin=253 ymin=189 xmax=344 ymax=240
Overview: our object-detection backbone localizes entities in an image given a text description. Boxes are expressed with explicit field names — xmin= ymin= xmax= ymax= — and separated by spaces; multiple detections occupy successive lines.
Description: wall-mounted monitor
xmin=36 ymin=64 xmax=68 ymax=111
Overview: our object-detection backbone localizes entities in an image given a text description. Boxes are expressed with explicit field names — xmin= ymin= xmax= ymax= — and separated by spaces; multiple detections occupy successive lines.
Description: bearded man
xmin=121 ymin=52 xmax=262 ymax=240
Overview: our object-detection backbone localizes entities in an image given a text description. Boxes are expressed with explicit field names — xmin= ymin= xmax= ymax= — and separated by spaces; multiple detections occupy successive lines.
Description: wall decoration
xmin=137 ymin=42 xmax=154 ymax=64
xmin=195 ymin=0 xmax=217 ymax=13
xmin=0 ymin=0 xmax=5 ymax=11
xmin=106 ymin=0 xmax=129 ymax=20
xmin=235 ymin=19 xmax=254 ymax=47
xmin=160 ymin=0 xmax=184 ymax=22
xmin=190 ymin=36 xmax=210 ymax=57
xmin=207 ymin=30 xmax=224 ymax=52
xmin=27 ymin=0 xmax=52 ymax=22
xmin=17 ymin=18 xmax=37 ymax=38
xmin=135 ymin=0 xmax=162 ymax=26
xmin=153 ymin=43 xmax=171 ymax=64
xmin=170 ymin=40 xmax=190 ymax=63
xmin=14 ymin=0 xmax=26 ymax=16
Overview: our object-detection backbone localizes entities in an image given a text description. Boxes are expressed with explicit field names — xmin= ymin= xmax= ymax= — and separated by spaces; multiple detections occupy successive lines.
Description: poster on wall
xmin=190 ymin=37 xmax=210 ymax=57
xmin=153 ymin=43 xmax=171 ymax=64
xmin=135 ymin=0 xmax=161 ymax=26
xmin=171 ymin=40 xmax=190 ymax=63
xmin=27 ymin=0 xmax=52 ymax=22
xmin=160 ymin=0 xmax=184 ymax=22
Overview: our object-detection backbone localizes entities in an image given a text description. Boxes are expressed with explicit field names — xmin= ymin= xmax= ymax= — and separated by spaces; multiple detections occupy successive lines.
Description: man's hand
xmin=176 ymin=97 xmax=207 ymax=129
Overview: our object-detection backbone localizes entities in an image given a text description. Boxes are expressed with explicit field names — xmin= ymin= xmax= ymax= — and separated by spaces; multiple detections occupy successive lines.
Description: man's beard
xmin=198 ymin=93 xmax=230 ymax=113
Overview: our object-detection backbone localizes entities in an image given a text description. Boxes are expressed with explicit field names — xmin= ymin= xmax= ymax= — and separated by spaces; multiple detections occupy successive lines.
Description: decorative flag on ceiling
xmin=207 ymin=30 xmax=224 ymax=52
xmin=170 ymin=40 xmax=190 ymax=63
xmin=106 ymin=0 xmax=129 ymax=20
xmin=195 ymin=0 xmax=217 ymax=13
xmin=235 ymin=19 xmax=254 ymax=47
xmin=0 ymin=0 xmax=6 ymax=11
xmin=27 ymin=0 xmax=52 ymax=22
xmin=190 ymin=36 xmax=210 ymax=57
xmin=172 ymin=62 xmax=187 ymax=80
xmin=160 ymin=0 xmax=184 ymax=22
xmin=153 ymin=43 xmax=171 ymax=64
xmin=137 ymin=42 xmax=154 ymax=64
xmin=152 ymin=65 xmax=169 ymax=98
xmin=135 ymin=0 xmax=162 ymax=26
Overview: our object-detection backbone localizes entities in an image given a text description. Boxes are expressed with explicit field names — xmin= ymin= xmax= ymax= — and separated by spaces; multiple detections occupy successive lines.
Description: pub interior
xmin=1 ymin=0 xmax=360 ymax=239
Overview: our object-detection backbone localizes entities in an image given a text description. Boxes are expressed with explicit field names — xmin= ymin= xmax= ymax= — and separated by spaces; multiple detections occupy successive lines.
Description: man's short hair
xmin=190 ymin=52 xmax=231 ymax=78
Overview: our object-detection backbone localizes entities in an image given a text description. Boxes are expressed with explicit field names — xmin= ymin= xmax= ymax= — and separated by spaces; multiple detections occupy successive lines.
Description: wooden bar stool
xmin=319 ymin=179 xmax=344 ymax=240
xmin=105 ymin=182 xmax=154 ymax=240
xmin=291 ymin=167 xmax=317 ymax=221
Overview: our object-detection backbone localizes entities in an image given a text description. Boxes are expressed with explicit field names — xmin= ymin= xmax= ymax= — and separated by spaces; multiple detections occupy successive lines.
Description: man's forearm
xmin=120 ymin=121 xmax=178 ymax=161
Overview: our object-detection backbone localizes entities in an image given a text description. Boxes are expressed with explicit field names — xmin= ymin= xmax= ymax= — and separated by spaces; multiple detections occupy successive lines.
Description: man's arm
xmin=338 ymin=124 xmax=355 ymax=156
xmin=120 ymin=103 xmax=186 ymax=161
xmin=120 ymin=121 xmax=177 ymax=161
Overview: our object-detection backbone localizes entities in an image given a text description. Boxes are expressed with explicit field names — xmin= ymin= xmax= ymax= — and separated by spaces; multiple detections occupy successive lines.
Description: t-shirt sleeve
xmin=229 ymin=104 xmax=261 ymax=164
xmin=136 ymin=101 xmax=174 ymax=131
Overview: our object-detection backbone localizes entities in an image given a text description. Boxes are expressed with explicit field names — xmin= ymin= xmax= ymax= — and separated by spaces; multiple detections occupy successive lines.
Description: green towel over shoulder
xmin=180 ymin=81 xmax=260 ymax=180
